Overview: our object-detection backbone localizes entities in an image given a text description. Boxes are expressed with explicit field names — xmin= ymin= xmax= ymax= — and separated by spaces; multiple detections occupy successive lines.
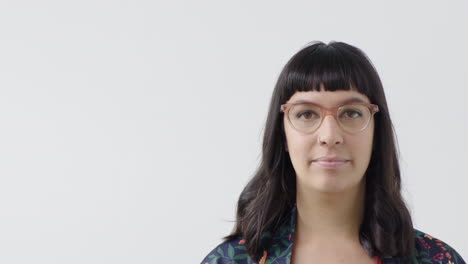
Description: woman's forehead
xmin=286 ymin=90 xmax=370 ymax=106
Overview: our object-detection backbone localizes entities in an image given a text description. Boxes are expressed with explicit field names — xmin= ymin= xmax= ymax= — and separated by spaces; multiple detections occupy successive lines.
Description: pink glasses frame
xmin=279 ymin=102 xmax=380 ymax=134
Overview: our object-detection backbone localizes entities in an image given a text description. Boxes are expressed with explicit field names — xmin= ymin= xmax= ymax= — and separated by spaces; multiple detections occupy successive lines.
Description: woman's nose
xmin=317 ymin=115 xmax=344 ymax=146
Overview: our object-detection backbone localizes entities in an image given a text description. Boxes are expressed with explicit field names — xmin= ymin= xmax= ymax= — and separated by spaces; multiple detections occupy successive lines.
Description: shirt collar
xmin=260 ymin=204 xmax=408 ymax=264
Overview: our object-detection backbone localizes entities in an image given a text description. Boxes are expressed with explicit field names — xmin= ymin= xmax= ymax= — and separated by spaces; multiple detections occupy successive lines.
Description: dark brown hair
xmin=223 ymin=41 xmax=414 ymax=261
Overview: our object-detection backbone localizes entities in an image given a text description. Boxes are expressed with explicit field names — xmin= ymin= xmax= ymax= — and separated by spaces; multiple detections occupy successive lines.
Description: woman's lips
xmin=312 ymin=160 xmax=349 ymax=168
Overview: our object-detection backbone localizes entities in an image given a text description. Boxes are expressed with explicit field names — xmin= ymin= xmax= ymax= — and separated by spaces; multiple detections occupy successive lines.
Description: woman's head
xmin=269 ymin=41 xmax=392 ymax=196
xmin=225 ymin=41 xmax=413 ymax=261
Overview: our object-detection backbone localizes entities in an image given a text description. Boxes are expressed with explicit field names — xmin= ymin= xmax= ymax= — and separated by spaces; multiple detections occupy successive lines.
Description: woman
xmin=200 ymin=41 xmax=465 ymax=264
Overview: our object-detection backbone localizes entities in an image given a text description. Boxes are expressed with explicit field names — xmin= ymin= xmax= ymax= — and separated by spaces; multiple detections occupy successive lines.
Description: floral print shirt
xmin=201 ymin=205 xmax=465 ymax=264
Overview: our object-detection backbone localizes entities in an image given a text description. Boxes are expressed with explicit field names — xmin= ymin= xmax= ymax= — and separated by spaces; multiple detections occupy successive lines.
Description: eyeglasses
xmin=280 ymin=102 xmax=379 ymax=134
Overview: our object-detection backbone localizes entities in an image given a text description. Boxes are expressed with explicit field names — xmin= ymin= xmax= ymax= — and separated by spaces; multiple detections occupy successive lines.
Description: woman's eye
xmin=297 ymin=111 xmax=319 ymax=119
xmin=342 ymin=110 xmax=362 ymax=118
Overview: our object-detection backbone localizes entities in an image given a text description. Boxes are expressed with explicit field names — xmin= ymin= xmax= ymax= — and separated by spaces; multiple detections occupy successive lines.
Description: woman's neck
xmin=294 ymin=182 xmax=366 ymax=244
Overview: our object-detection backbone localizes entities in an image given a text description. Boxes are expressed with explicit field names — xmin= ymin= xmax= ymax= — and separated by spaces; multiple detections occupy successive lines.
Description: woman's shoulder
xmin=411 ymin=228 xmax=465 ymax=264
xmin=200 ymin=237 xmax=255 ymax=264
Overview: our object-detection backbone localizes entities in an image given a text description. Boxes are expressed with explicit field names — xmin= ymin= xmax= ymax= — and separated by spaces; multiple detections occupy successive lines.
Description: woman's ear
xmin=281 ymin=121 xmax=288 ymax=152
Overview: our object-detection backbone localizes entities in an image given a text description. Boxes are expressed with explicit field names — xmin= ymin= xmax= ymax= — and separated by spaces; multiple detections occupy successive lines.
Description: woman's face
xmin=283 ymin=88 xmax=375 ymax=194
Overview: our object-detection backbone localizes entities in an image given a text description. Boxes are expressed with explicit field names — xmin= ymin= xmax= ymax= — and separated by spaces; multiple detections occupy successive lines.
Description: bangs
xmin=282 ymin=42 xmax=373 ymax=100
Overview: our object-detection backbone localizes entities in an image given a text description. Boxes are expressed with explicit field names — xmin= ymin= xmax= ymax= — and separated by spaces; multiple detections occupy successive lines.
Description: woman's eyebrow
xmin=293 ymin=97 xmax=366 ymax=105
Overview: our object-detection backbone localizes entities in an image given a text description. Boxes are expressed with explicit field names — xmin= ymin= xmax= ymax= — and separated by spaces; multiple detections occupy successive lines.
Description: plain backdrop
xmin=0 ymin=0 xmax=467 ymax=263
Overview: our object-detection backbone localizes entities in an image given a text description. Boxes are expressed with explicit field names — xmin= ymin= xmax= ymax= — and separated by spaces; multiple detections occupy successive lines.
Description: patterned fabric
xmin=201 ymin=205 xmax=465 ymax=264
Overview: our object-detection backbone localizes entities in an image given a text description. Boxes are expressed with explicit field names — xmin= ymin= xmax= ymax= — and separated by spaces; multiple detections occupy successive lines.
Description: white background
xmin=0 ymin=0 xmax=467 ymax=263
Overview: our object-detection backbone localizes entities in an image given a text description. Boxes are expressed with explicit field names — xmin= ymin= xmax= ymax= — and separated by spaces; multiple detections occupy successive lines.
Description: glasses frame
xmin=280 ymin=102 xmax=380 ymax=134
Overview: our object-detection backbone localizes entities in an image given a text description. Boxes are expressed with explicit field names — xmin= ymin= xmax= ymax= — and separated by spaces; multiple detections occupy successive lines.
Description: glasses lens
xmin=289 ymin=104 xmax=322 ymax=132
xmin=337 ymin=104 xmax=371 ymax=132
